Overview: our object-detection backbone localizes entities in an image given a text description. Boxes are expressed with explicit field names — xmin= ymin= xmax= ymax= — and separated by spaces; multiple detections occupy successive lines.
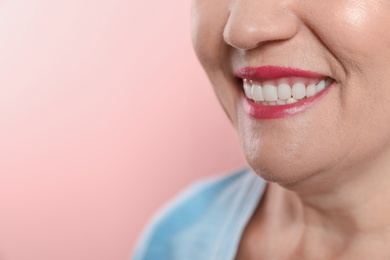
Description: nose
xmin=223 ymin=0 xmax=299 ymax=50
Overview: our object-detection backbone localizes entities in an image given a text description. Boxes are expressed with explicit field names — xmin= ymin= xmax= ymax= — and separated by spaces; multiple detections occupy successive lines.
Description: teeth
xmin=243 ymin=79 xmax=252 ymax=99
xmin=316 ymin=80 xmax=326 ymax=92
xmin=292 ymin=83 xmax=306 ymax=99
xmin=263 ymin=84 xmax=278 ymax=101
xmin=251 ymin=83 xmax=264 ymax=101
xmin=277 ymin=83 xmax=292 ymax=100
xmin=242 ymin=78 xmax=334 ymax=105
xmin=287 ymin=98 xmax=298 ymax=104
xmin=306 ymin=83 xmax=316 ymax=97
xmin=325 ymin=77 xmax=334 ymax=85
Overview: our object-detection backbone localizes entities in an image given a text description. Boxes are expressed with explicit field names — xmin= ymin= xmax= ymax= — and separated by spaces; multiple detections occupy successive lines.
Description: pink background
xmin=0 ymin=0 xmax=245 ymax=259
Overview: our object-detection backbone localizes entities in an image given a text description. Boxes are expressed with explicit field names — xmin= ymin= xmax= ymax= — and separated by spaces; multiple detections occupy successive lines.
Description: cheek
xmin=191 ymin=0 xmax=241 ymax=124
xmin=299 ymin=0 xmax=390 ymax=154
xmin=300 ymin=0 xmax=390 ymax=61
xmin=191 ymin=0 xmax=229 ymax=70
xmin=326 ymin=2 xmax=390 ymax=149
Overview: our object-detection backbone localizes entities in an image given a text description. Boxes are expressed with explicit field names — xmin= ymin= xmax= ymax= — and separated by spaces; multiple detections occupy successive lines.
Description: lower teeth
xmin=256 ymin=97 xmax=301 ymax=106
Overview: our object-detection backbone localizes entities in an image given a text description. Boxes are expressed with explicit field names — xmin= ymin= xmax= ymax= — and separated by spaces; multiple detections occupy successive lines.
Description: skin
xmin=191 ymin=0 xmax=390 ymax=258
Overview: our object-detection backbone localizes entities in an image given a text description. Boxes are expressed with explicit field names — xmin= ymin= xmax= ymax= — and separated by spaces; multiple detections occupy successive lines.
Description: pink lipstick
xmin=236 ymin=66 xmax=325 ymax=80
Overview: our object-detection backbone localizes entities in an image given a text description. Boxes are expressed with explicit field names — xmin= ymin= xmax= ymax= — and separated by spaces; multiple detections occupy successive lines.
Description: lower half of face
xmin=226 ymin=69 xmax=390 ymax=187
xmin=235 ymin=80 xmax=386 ymax=184
xmin=192 ymin=0 xmax=390 ymax=186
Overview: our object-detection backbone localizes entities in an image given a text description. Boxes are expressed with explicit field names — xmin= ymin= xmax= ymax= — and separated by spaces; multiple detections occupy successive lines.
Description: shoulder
xmin=132 ymin=168 xmax=266 ymax=260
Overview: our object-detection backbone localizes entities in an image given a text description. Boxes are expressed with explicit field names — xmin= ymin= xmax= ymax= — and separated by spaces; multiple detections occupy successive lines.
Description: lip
xmin=242 ymin=81 xmax=334 ymax=119
xmin=235 ymin=66 xmax=327 ymax=81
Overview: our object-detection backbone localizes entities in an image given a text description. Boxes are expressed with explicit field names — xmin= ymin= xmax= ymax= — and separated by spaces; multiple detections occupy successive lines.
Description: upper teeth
xmin=243 ymin=78 xmax=333 ymax=105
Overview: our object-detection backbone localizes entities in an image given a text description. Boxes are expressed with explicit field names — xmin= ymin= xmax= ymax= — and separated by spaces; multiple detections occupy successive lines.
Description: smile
xmin=236 ymin=66 xmax=335 ymax=119
xmin=242 ymin=77 xmax=334 ymax=105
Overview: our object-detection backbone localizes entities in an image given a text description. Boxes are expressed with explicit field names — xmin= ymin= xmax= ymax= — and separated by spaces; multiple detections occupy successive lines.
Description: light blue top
xmin=132 ymin=168 xmax=267 ymax=260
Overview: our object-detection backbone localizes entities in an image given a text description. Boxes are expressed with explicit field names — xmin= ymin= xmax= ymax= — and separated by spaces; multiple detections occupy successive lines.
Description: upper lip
xmin=234 ymin=66 xmax=328 ymax=81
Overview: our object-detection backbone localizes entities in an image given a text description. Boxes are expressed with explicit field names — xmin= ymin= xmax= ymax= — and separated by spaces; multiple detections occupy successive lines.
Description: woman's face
xmin=191 ymin=0 xmax=390 ymax=184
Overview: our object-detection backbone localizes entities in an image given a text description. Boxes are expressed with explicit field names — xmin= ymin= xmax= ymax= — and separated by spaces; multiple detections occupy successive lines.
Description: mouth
xmin=235 ymin=66 xmax=336 ymax=119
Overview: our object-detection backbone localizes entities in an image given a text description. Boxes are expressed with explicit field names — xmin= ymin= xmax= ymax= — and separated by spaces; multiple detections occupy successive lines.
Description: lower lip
xmin=242 ymin=83 xmax=334 ymax=119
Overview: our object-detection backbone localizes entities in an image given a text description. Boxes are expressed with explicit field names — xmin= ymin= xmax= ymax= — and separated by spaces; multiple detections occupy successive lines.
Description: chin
xmin=244 ymin=151 xmax=323 ymax=186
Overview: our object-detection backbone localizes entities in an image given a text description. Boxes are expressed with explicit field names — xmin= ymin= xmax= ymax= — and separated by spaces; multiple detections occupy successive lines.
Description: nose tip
xmin=223 ymin=1 xmax=299 ymax=51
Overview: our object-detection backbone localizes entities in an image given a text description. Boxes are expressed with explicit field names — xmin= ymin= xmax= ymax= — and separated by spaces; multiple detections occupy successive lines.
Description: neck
xmin=265 ymin=149 xmax=390 ymax=255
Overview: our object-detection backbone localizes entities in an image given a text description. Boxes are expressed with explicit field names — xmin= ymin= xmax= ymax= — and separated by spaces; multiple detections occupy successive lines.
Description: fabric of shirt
xmin=132 ymin=168 xmax=267 ymax=260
